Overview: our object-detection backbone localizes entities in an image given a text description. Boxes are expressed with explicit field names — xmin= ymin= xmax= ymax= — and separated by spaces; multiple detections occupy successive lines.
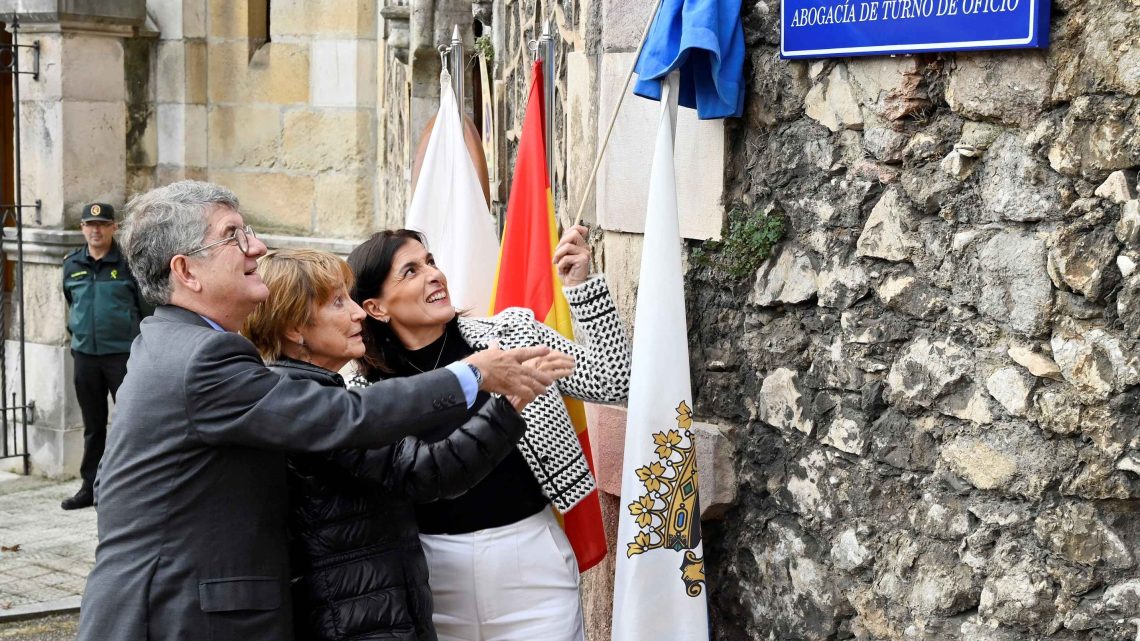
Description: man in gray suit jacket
xmin=76 ymin=181 xmax=561 ymax=641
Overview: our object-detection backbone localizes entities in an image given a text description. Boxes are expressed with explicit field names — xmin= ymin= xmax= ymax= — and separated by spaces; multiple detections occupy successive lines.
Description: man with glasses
xmin=60 ymin=203 xmax=150 ymax=510
xmin=76 ymin=181 xmax=568 ymax=641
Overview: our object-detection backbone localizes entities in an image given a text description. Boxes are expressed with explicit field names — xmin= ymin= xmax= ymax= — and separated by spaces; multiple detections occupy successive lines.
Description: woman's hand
xmin=506 ymin=351 xmax=575 ymax=412
xmin=553 ymin=224 xmax=591 ymax=287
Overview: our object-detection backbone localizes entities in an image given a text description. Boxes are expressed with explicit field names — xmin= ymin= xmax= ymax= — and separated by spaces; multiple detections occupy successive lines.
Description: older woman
xmin=242 ymin=248 xmax=564 ymax=641
xmin=347 ymin=226 xmax=631 ymax=641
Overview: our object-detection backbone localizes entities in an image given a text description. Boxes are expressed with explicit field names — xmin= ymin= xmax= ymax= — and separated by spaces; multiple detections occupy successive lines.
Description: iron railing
xmin=0 ymin=17 xmax=40 ymax=474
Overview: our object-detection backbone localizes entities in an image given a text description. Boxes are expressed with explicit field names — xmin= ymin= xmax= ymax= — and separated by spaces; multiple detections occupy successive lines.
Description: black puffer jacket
xmin=269 ymin=359 xmax=527 ymax=641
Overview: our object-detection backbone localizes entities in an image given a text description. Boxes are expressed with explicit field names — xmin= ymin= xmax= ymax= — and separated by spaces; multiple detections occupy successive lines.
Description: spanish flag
xmin=491 ymin=61 xmax=608 ymax=572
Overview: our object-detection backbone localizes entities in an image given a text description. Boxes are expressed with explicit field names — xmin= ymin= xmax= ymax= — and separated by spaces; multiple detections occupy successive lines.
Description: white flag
xmin=405 ymin=72 xmax=499 ymax=313
xmin=612 ymin=74 xmax=710 ymax=641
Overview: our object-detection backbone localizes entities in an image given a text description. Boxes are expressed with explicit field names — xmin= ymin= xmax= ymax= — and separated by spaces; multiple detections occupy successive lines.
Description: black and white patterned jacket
xmin=351 ymin=275 xmax=631 ymax=511
xmin=457 ymin=275 xmax=631 ymax=512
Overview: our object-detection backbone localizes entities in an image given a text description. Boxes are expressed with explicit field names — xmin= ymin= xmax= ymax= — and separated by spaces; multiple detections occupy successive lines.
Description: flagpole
xmin=451 ymin=25 xmax=463 ymax=113
xmin=540 ymin=19 xmax=556 ymax=205
xmin=571 ymin=0 xmax=664 ymax=227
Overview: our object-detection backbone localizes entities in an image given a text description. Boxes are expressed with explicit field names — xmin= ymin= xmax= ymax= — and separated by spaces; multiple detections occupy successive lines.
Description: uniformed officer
xmin=61 ymin=203 xmax=150 ymax=510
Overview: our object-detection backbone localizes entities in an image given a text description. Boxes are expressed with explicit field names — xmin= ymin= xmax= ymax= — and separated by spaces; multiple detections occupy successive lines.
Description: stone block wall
xmin=7 ymin=0 xmax=1139 ymax=636
xmin=1 ymin=0 xmax=148 ymax=477
xmin=14 ymin=23 xmax=131 ymax=227
xmin=1 ymin=0 xmax=385 ymax=479
xmin=492 ymin=0 xmax=726 ymax=240
xmin=689 ymin=1 xmax=1140 ymax=639
xmin=375 ymin=38 xmax=409 ymax=230
xmin=195 ymin=0 xmax=378 ymax=237
xmin=151 ymin=0 xmax=207 ymax=187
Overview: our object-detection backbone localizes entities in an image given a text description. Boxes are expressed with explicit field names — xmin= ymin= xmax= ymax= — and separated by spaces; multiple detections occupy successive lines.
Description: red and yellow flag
xmin=491 ymin=61 xmax=607 ymax=573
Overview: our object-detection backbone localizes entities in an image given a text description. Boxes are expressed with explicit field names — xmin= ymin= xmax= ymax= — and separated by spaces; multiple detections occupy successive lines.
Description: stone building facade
xmin=402 ymin=0 xmax=1140 ymax=635
xmin=690 ymin=1 xmax=1140 ymax=639
xmin=3 ymin=0 xmax=1140 ymax=639
xmin=0 ymin=0 xmax=393 ymax=479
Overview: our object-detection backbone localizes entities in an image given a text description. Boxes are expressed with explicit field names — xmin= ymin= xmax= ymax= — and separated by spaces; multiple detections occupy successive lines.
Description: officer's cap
xmin=81 ymin=203 xmax=115 ymax=223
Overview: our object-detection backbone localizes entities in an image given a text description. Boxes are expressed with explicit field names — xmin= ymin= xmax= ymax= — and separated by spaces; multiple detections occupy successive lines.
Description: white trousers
xmin=420 ymin=508 xmax=586 ymax=641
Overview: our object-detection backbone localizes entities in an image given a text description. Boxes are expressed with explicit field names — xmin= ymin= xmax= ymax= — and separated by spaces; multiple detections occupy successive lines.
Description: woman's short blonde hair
xmin=243 ymin=248 xmax=355 ymax=362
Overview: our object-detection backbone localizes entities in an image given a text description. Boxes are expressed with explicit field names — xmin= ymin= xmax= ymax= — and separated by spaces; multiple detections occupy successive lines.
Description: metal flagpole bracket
xmin=0 ymin=41 xmax=40 ymax=80
xmin=0 ymin=201 xmax=43 ymax=227
xmin=0 ymin=19 xmax=41 ymax=81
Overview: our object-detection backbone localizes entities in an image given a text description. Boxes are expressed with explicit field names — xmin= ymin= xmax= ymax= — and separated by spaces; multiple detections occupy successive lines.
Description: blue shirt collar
xmin=198 ymin=315 xmax=225 ymax=332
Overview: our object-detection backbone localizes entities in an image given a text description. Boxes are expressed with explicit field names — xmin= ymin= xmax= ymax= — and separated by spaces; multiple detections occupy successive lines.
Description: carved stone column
xmin=409 ymin=0 xmax=474 ymax=144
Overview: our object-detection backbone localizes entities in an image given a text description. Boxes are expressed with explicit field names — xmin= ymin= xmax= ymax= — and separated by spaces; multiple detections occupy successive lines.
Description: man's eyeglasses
xmin=185 ymin=225 xmax=257 ymax=257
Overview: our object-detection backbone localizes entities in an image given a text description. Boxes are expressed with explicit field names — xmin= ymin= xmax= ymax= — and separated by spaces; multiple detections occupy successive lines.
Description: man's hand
xmin=553 ymin=224 xmax=591 ymax=287
xmin=526 ymin=351 xmax=575 ymax=379
xmin=506 ymin=351 xmax=576 ymax=411
xmin=465 ymin=345 xmax=561 ymax=406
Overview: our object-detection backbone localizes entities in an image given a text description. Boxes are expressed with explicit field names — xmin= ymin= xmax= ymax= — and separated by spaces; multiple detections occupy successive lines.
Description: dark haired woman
xmin=347 ymin=226 xmax=631 ymax=641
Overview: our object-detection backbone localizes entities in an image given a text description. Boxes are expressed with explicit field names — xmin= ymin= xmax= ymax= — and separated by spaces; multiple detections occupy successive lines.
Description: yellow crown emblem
xmin=625 ymin=400 xmax=706 ymax=597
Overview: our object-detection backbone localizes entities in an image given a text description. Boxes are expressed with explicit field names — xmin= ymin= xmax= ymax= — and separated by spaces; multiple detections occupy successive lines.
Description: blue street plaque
xmin=781 ymin=0 xmax=1050 ymax=59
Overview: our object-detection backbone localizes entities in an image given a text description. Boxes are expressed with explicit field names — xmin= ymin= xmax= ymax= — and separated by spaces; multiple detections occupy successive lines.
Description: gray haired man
xmin=76 ymin=181 xmax=560 ymax=641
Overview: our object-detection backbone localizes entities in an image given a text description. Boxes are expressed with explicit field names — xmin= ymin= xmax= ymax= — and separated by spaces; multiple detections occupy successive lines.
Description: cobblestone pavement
xmin=0 ymin=613 xmax=79 ymax=641
xmin=0 ymin=474 xmax=95 ymax=614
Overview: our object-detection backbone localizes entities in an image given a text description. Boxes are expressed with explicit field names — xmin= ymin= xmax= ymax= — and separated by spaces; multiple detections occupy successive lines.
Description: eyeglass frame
xmin=184 ymin=225 xmax=257 ymax=257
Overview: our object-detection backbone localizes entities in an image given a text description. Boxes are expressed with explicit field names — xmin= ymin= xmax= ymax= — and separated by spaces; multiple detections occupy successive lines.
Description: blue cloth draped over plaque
xmin=633 ymin=0 xmax=746 ymax=119
xmin=781 ymin=0 xmax=1050 ymax=59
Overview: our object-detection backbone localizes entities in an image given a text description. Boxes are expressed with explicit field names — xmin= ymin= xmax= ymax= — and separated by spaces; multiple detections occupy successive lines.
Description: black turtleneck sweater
xmin=391 ymin=322 xmax=548 ymax=534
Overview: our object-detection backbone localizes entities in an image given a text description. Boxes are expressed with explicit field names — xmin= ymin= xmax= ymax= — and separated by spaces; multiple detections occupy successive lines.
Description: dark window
xmin=248 ymin=0 xmax=270 ymax=61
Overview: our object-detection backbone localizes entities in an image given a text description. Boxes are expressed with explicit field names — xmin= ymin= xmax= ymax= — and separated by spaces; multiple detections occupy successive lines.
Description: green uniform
xmin=62 ymin=241 xmax=149 ymax=355
xmin=62 ymin=238 xmax=151 ymax=498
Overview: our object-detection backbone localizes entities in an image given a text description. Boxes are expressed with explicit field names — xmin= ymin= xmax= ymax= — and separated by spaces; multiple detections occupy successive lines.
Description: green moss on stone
xmin=691 ymin=204 xmax=786 ymax=280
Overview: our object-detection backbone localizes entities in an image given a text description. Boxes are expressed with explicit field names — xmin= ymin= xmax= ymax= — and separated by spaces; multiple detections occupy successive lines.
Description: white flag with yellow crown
xmin=611 ymin=73 xmax=710 ymax=641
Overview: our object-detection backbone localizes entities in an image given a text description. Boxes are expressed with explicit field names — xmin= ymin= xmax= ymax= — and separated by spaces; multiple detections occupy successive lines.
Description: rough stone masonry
xmin=690 ymin=0 xmax=1140 ymax=639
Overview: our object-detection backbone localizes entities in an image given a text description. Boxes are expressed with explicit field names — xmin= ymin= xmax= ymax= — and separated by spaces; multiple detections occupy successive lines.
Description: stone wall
xmin=2 ymin=0 xmax=387 ymax=478
xmin=124 ymin=33 xmax=157 ymax=196
xmin=1 ymin=1 xmax=147 ymax=476
xmin=8 ymin=0 xmax=1140 ymax=635
xmin=692 ymin=1 xmax=1140 ymax=639
xmin=375 ymin=32 xmax=410 ymax=230
xmin=149 ymin=0 xmax=206 ymax=187
xmin=198 ymin=0 xmax=378 ymax=237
